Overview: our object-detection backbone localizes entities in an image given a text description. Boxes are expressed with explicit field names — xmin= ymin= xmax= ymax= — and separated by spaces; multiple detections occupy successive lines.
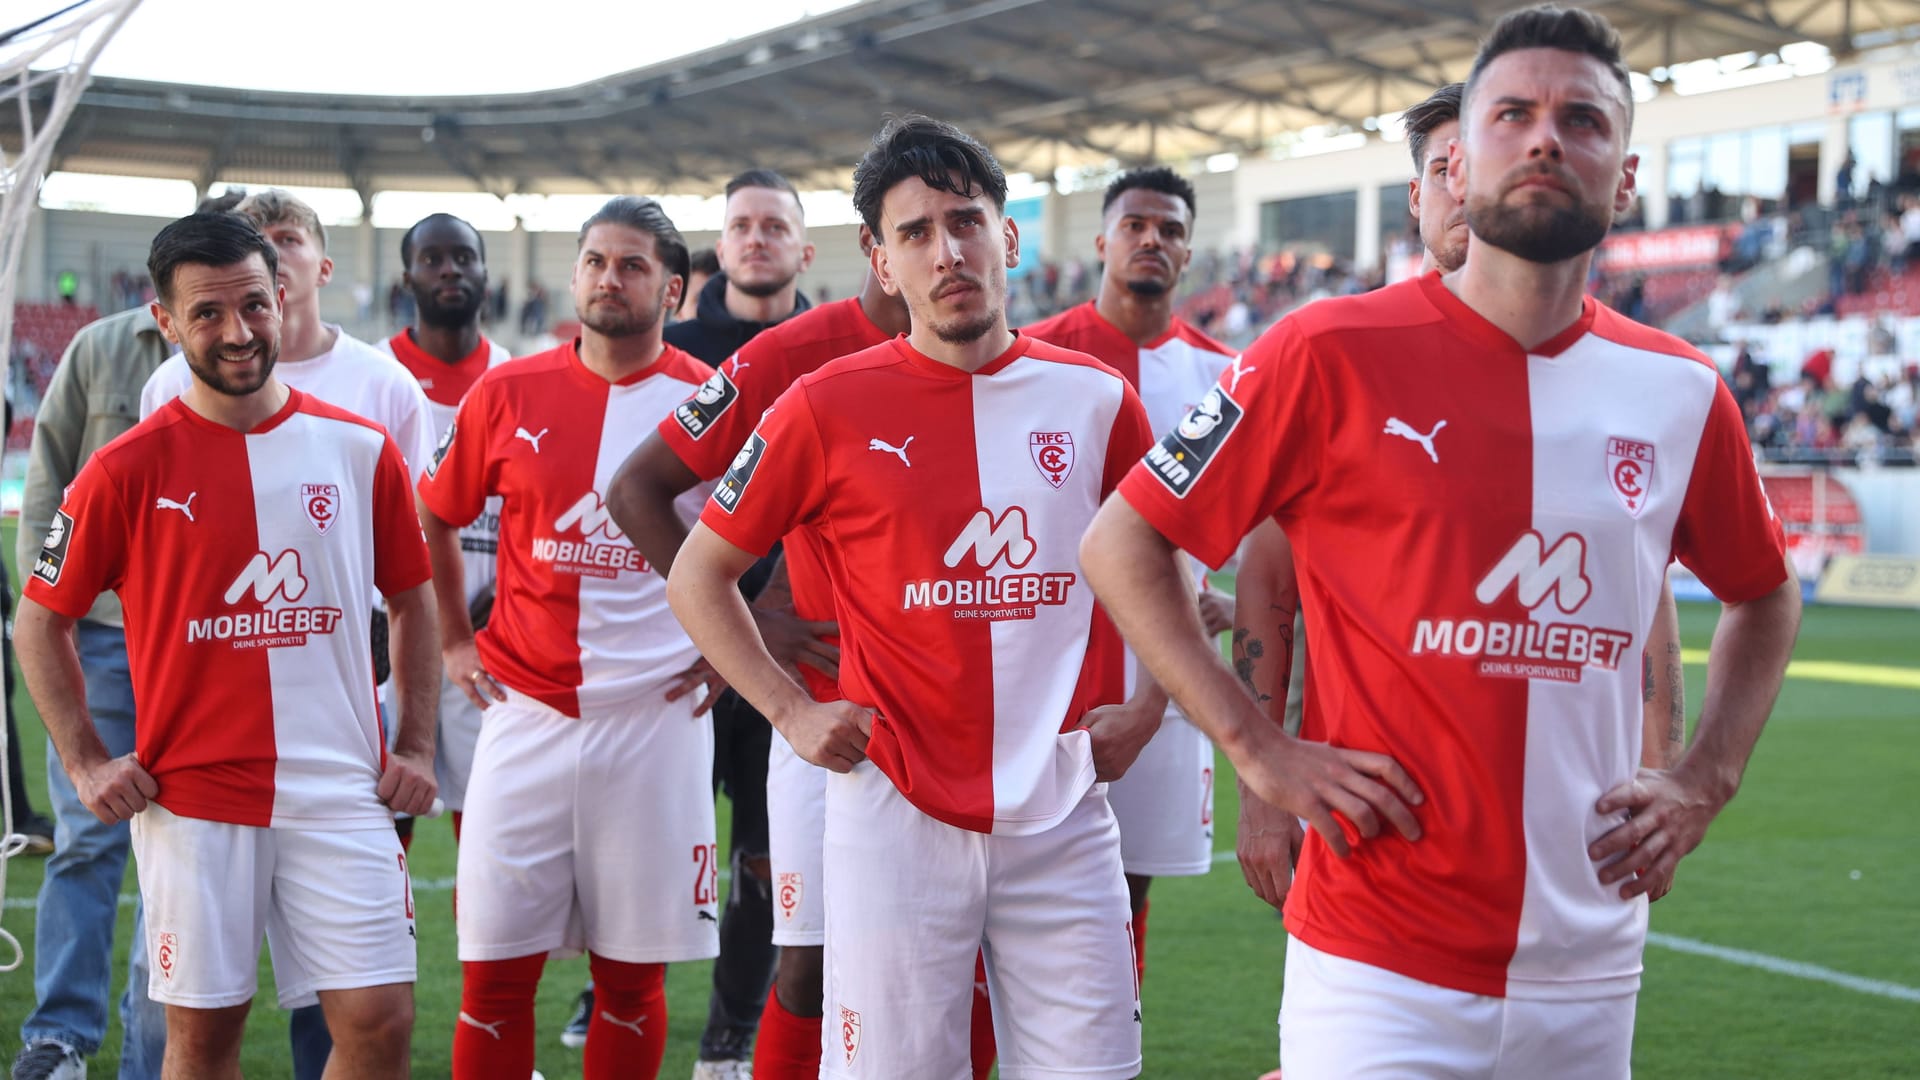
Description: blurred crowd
xmin=1732 ymin=343 xmax=1920 ymax=463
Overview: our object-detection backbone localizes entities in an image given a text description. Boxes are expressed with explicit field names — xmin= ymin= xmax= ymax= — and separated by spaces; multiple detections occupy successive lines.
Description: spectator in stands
xmin=1708 ymin=274 xmax=1739 ymax=334
xmin=1843 ymin=221 xmax=1874 ymax=295
xmin=1887 ymin=365 xmax=1918 ymax=432
xmin=676 ymin=247 xmax=721 ymax=322
xmin=519 ymin=282 xmax=548 ymax=335
xmin=1837 ymin=150 xmax=1857 ymax=209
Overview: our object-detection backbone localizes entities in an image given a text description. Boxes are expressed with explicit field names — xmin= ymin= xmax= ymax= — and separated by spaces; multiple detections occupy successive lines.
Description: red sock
xmin=970 ymin=950 xmax=996 ymax=1080
xmin=584 ymin=954 xmax=667 ymax=1080
xmin=752 ymin=987 xmax=823 ymax=1079
xmin=1131 ymin=898 xmax=1150 ymax=991
xmin=452 ymin=953 xmax=546 ymax=1080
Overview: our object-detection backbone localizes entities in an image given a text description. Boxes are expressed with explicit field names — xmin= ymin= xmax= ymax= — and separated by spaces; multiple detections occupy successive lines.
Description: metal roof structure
xmin=10 ymin=0 xmax=1919 ymax=198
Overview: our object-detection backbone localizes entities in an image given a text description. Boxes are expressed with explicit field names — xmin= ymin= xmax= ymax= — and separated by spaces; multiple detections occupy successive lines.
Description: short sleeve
xmin=659 ymin=345 xmax=786 ymax=481
xmin=390 ymin=377 xmax=438 ymax=484
xmin=416 ymin=376 xmax=494 ymax=528
xmin=1115 ymin=320 xmax=1327 ymax=569
xmin=1671 ymin=379 xmax=1788 ymax=603
xmin=1101 ymin=380 xmax=1155 ymax=498
xmin=372 ymin=434 xmax=434 ymax=598
xmin=698 ymin=382 xmax=828 ymax=558
xmin=23 ymin=458 xmax=131 ymax=618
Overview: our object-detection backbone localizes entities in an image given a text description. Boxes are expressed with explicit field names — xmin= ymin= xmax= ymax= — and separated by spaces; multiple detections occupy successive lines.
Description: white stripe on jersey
xmin=1509 ymin=336 xmax=1718 ymax=998
xmin=249 ymin=411 xmax=388 ymax=828
xmin=972 ymin=360 xmax=1120 ymax=833
xmin=573 ymin=373 xmax=709 ymax=700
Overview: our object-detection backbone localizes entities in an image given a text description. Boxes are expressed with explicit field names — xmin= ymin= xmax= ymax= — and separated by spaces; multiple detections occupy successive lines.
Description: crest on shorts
xmin=1605 ymin=437 xmax=1655 ymax=518
xmin=1029 ymin=432 xmax=1075 ymax=489
xmin=777 ymin=871 xmax=803 ymax=922
xmin=157 ymin=931 xmax=179 ymax=982
xmin=840 ymin=1006 xmax=862 ymax=1066
xmin=302 ymin=483 xmax=341 ymax=535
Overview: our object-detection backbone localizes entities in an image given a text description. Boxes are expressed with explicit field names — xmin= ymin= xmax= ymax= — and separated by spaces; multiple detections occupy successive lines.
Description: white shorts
xmin=130 ymin=803 xmax=415 ymax=1010
xmin=766 ymin=727 xmax=828 ymax=947
xmin=1279 ymin=936 xmax=1636 ymax=1079
xmin=456 ymin=690 xmax=719 ymax=963
xmin=821 ymin=763 xmax=1140 ymax=1080
xmin=1106 ymin=709 xmax=1215 ymax=876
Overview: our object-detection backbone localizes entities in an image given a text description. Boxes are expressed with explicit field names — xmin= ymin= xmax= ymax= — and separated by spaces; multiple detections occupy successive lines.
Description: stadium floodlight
xmin=0 ymin=0 xmax=143 ymax=975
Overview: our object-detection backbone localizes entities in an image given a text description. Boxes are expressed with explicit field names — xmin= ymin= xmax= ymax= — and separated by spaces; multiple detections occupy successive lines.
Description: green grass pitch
xmin=1 ymin=517 xmax=1913 ymax=1076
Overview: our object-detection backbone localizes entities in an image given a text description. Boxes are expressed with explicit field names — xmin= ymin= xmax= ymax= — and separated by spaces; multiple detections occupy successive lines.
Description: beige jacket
xmin=17 ymin=306 xmax=173 ymax=627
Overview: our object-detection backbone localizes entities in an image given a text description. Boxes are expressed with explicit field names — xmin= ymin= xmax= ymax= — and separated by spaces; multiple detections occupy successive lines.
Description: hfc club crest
xmin=1605 ymin=437 xmax=1655 ymax=518
xmin=840 ymin=1006 xmax=862 ymax=1066
xmin=1030 ymin=432 xmax=1075 ymax=489
xmin=777 ymin=872 xmax=803 ymax=922
xmin=157 ymin=931 xmax=178 ymax=982
xmin=302 ymin=483 xmax=341 ymax=535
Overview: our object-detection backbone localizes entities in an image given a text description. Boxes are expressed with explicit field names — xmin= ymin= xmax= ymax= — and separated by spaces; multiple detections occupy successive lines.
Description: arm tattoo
xmin=1665 ymin=641 xmax=1686 ymax=755
xmin=1231 ymin=629 xmax=1273 ymax=704
xmin=1643 ymin=652 xmax=1656 ymax=703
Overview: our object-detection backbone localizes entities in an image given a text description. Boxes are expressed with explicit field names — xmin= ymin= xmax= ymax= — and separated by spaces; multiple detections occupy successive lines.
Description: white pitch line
xmin=1209 ymin=851 xmax=1920 ymax=1004
xmin=1644 ymin=931 xmax=1920 ymax=1003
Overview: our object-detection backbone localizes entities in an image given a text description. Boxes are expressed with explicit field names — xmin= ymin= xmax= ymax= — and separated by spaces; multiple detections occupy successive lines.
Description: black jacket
xmin=662 ymin=271 xmax=814 ymax=365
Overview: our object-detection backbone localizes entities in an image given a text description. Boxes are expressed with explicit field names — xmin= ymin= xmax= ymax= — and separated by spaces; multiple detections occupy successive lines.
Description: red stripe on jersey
xmin=657 ymin=296 xmax=893 ymax=703
xmin=386 ymin=331 xmax=494 ymax=408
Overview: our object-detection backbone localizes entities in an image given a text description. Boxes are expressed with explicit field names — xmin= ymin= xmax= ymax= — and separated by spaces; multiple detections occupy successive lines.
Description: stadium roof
xmin=13 ymin=0 xmax=1920 ymax=198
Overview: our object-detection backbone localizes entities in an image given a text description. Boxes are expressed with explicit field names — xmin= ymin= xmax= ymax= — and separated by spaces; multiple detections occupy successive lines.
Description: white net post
xmin=0 ymin=0 xmax=142 ymax=973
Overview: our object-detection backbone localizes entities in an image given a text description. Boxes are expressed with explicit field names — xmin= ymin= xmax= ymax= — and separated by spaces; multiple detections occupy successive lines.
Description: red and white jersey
xmin=380 ymin=331 xmax=514 ymax=605
xmin=1026 ymin=301 xmax=1237 ymax=439
xmin=1118 ymin=273 xmax=1788 ymax=1000
xmin=1026 ymin=301 xmax=1237 ymax=691
xmin=25 ymin=390 xmax=432 ymax=830
xmin=417 ymin=340 xmax=713 ymax=717
xmin=700 ymin=334 xmax=1154 ymax=835
xmin=658 ymin=296 xmax=892 ymax=702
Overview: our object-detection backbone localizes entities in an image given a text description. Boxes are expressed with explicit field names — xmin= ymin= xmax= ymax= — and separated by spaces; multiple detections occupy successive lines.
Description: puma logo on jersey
xmin=1226 ymin=354 xmax=1257 ymax=392
xmin=869 ymin=435 xmax=914 ymax=467
xmin=1384 ymin=417 xmax=1447 ymax=463
xmin=514 ymin=427 xmax=548 ymax=453
xmin=155 ymin=492 xmax=197 ymax=522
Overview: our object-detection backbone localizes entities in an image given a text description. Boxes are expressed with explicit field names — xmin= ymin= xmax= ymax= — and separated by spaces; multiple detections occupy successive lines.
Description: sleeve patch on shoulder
xmin=427 ymin=419 xmax=455 ymax=478
xmin=675 ymin=369 xmax=740 ymax=439
xmin=712 ymin=433 xmax=767 ymax=514
xmin=33 ymin=510 xmax=75 ymax=585
xmin=1144 ymin=386 xmax=1244 ymax=497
